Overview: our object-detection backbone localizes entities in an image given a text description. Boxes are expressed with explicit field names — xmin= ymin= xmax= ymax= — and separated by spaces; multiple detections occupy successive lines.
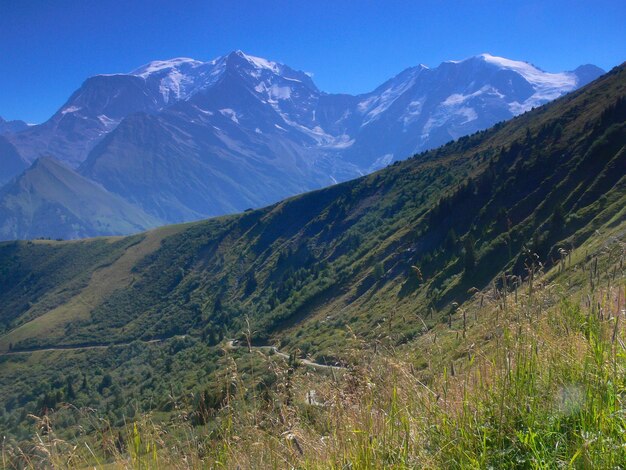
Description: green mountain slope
xmin=0 ymin=157 xmax=163 ymax=241
xmin=0 ymin=63 xmax=624 ymax=442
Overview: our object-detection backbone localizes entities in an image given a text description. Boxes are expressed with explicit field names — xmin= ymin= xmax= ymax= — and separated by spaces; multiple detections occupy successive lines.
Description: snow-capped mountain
xmin=2 ymin=51 xmax=604 ymax=231
xmin=78 ymin=52 xmax=345 ymax=222
xmin=339 ymin=53 xmax=603 ymax=168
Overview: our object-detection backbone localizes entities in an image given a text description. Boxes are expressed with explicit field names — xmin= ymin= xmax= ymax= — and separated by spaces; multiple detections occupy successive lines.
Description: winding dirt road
xmin=1 ymin=338 xmax=344 ymax=372
xmin=0 ymin=338 xmax=165 ymax=356
xmin=226 ymin=340 xmax=344 ymax=370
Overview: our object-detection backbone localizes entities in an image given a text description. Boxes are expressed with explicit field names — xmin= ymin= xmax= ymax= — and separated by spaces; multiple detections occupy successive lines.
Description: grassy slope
xmin=0 ymin=224 xmax=186 ymax=349
xmin=5 ymin=199 xmax=625 ymax=468
xmin=0 ymin=63 xmax=624 ymax=445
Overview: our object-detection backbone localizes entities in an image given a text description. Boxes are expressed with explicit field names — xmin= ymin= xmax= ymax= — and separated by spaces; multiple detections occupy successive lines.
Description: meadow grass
xmin=0 ymin=226 xmax=186 ymax=352
xmin=4 ymin=237 xmax=624 ymax=469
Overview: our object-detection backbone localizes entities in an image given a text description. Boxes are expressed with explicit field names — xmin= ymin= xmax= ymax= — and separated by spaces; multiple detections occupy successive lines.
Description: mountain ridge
xmin=7 ymin=52 xmax=605 ymax=168
xmin=1 ymin=52 xmax=606 ymax=238
xmin=0 ymin=116 xmax=30 ymax=135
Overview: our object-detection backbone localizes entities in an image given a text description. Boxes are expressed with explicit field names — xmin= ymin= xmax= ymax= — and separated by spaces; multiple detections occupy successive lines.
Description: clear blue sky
xmin=1 ymin=0 xmax=625 ymax=123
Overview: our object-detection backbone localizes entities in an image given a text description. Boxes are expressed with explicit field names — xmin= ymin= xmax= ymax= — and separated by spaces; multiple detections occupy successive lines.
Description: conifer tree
xmin=463 ymin=235 xmax=476 ymax=272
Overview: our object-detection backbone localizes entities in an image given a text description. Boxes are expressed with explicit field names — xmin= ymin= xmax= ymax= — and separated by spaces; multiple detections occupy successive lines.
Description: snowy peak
xmin=336 ymin=53 xmax=604 ymax=169
xmin=227 ymin=50 xmax=281 ymax=74
xmin=131 ymin=51 xmax=286 ymax=81
xmin=187 ymin=50 xmax=323 ymax=134
xmin=477 ymin=53 xmax=576 ymax=87
xmin=131 ymin=57 xmax=222 ymax=105
xmin=360 ymin=52 xmax=604 ymax=125
xmin=463 ymin=53 xmax=604 ymax=89
xmin=128 ymin=51 xmax=318 ymax=106
xmin=222 ymin=50 xmax=318 ymax=92
xmin=131 ymin=57 xmax=205 ymax=78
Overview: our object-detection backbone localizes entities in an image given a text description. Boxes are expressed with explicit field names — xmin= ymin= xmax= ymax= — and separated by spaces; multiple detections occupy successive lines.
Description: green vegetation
xmin=0 ymin=63 xmax=624 ymax=466
xmin=3 ymin=230 xmax=624 ymax=468
xmin=0 ymin=157 xmax=162 ymax=241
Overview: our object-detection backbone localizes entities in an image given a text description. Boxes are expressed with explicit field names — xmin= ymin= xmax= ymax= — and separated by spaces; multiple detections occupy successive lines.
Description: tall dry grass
xmin=4 ymin=240 xmax=625 ymax=468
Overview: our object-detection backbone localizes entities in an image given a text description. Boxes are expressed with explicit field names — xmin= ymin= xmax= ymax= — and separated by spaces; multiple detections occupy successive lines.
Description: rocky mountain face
xmin=6 ymin=74 xmax=166 ymax=168
xmin=338 ymin=55 xmax=604 ymax=168
xmin=0 ymin=136 xmax=28 ymax=186
xmin=0 ymin=116 xmax=29 ymax=135
xmin=1 ymin=51 xmax=604 ymax=235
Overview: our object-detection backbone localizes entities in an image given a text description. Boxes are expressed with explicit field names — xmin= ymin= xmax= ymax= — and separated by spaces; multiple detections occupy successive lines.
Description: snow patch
xmin=97 ymin=114 xmax=118 ymax=128
xmin=236 ymin=51 xmax=280 ymax=73
xmin=61 ymin=106 xmax=81 ymax=115
xmin=254 ymin=82 xmax=293 ymax=100
xmin=479 ymin=54 xmax=575 ymax=88
xmin=401 ymin=98 xmax=425 ymax=127
xmin=457 ymin=107 xmax=477 ymax=124
xmin=478 ymin=53 xmax=578 ymax=112
xmin=159 ymin=69 xmax=187 ymax=103
xmin=132 ymin=58 xmax=202 ymax=78
xmin=194 ymin=106 xmax=214 ymax=116
xmin=442 ymin=86 xmax=501 ymax=107
xmin=443 ymin=93 xmax=468 ymax=106
xmin=324 ymin=134 xmax=354 ymax=149
xmin=269 ymin=84 xmax=292 ymax=100
xmin=219 ymin=108 xmax=239 ymax=124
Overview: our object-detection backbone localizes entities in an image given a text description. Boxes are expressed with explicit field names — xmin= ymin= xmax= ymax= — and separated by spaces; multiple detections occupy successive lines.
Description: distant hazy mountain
xmin=0 ymin=135 xmax=28 ymax=186
xmin=0 ymin=157 xmax=161 ymax=240
xmin=7 ymin=74 xmax=168 ymax=167
xmin=2 ymin=51 xmax=604 ymax=232
xmin=0 ymin=116 xmax=29 ymax=135
xmin=79 ymin=52 xmax=353 ymax=222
